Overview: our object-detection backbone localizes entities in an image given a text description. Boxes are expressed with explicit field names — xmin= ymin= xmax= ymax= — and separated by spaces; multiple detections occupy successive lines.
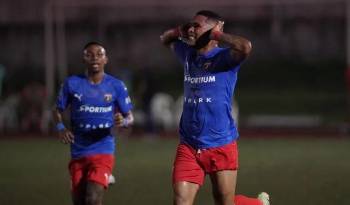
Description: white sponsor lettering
xmin=184 ymin=75 xmax=216 ymax=84
xmin=78 ymin=123 xmax=111 ymax=129
xmin=184 ymin=97 xmax=212 ymax=104
xmin=78 ymin=105 xmax=112 ymax=113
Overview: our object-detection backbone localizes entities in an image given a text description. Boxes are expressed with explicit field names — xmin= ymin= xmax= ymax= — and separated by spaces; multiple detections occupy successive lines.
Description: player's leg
xmin=209 ymin=170 xmax=267 ymax=205
xmin=85 ymin=154 xmax=115 ymax=205
xmin=172 ymin=144 xmax=205 ymax=205
xmin=69 ymin=158 xmax=86 ymax=205
xmin=198 ymin=141 xmax=238 ymax=205
xmin=85 ymin=181 xmax=104 ymax=205
xmin=210 ymin=170 xmax=236 ymax=205
xmin=173 ymin=181 xmax=200 ymax=205
xmin=205 ymin=141 xmax=267 ymax=205
xmin=71 ymin=180 xmax=86 ymax=205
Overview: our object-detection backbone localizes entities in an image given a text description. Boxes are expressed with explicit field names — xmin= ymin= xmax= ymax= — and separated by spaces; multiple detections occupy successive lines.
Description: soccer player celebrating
xmin=160 ymin=10 xmax=270 ymax=205
xmin=52 ymin=42 xmax=133 ymax=205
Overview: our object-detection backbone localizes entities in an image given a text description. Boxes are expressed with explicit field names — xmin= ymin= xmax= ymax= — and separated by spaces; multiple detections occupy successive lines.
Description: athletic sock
xmin=234 ymin=195 xmax=262 ymax=205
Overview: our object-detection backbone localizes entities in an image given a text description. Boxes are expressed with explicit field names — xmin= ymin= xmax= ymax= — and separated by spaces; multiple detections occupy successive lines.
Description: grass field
xmin=0 ymin=136 xmax=349 ymax=205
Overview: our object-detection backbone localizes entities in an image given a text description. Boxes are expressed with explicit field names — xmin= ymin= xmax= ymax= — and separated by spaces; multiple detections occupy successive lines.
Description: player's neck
xmin=197 ymin=41 xmax=218 ymax=55
xmin=87 ymin=71 xmax=105 ymax=84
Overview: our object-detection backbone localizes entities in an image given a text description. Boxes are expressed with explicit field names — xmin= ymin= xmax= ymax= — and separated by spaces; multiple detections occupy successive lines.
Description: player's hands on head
xmin=193 ymin=29 xmax=212 ymax=49
xmin=212 ymin=21 xmax=224 ymax=33
xmin=58 ymin=129 xmax=74 ymax=144
xmin=193 ymin=21 xmax=224 ymax=49
xmin=114 ymin=113 xmax=125 ymax=128
xmin=179 ymin=23 xmax=196 ymax=46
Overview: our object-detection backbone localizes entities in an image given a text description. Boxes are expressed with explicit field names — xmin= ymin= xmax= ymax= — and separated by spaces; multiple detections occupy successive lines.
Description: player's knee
xmin=174 ymin=194 xmax=191 ymax=205
xmin=173 ymin=182 xmax=199 ymax=205
xmin=85 ymin=181 xmax=104 ymax=205
xmin=85 ymin=188 xmax=103 ymax=205
xmin=173 ymin=190 xmax=192 ymax=205
xmin=212 ymin=189 xmax=234 ymax=203
xmin=85 ymin=192 xmax=101 ymax=205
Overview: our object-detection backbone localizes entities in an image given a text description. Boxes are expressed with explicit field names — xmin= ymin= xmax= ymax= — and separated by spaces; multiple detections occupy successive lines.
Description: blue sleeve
xmin=173 ymin=40 xmax=190 ymax=64
xmin=212 ymin=48 xmax=241 ymax=72
xmin=56 ymin=79 xmax=71 ymax=112
xmin=114 ymin=82 xmax=133 ymax=114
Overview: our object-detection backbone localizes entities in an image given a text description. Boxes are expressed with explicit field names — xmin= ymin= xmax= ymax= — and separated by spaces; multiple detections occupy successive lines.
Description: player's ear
xmin=219 ymin=21 xmax=224 ymax=31
xmin=105 ymin=56 xmax=109 ymax=64
xmin=82 ymin=56 xmax=87 ymax=64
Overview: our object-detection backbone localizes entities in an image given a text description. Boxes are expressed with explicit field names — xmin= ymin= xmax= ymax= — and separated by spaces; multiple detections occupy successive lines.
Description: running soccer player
xmin=52 ymin=42 xmax=133 ymax=205
xmin=160 ymin=10 xmax=270 ymax=205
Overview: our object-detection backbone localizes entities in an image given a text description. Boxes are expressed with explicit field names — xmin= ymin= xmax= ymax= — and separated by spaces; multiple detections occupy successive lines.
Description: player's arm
xmin=160 ymin=27 xmax=181 ymax=49
xmin=160 ymin=24 xmax=195 ymax=48
xmin=210 ymin=22 xmax=252 ymax=64
xmin=52 ymin=106 xmax=74 ymax=144
xmin=114 ymin=111 xmax=134 ymax=128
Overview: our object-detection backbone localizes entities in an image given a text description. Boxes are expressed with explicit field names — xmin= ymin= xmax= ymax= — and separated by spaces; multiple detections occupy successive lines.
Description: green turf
xmin=0 ymin=136 xmax=349 ymax=205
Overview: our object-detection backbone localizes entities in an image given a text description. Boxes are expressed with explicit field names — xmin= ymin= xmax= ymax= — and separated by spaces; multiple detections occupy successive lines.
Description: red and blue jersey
xmin=56 ymin=73 xmax=133 ymax=159
xmin=174 ymin=41 xmax=240 ymax=149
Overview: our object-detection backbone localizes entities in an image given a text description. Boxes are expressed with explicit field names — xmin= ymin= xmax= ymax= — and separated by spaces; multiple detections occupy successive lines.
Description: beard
xmin=191 ymin=29 xmax=212 ymax=49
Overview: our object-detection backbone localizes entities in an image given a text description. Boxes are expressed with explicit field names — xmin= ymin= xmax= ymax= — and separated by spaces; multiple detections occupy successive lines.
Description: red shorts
xmin=172 ymin=141 xmax=238 ymax=186
xmin=69 ymin=154 xmax=114 ymax=194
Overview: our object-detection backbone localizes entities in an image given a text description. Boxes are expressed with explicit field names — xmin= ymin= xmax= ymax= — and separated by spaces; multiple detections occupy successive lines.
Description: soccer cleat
xmin=108 ymin=174 xmax=116 ymax=185
xmin=257 ymin=192 xmax=270 ymax=205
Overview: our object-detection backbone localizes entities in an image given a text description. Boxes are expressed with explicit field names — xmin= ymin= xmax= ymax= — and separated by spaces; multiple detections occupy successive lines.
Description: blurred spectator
xmin=142 ymin=70 xmax=156 ymax=133
xmin=232 ymin=98 xmax=239 ymax=128
xmin=0 ymin=64 xmax=5 ymax=99
xmin=134 ymin=68 xmax=157 ymax=133
xmin=0 ymin=93 xmax=19 ymax=133
xmin=18 ymin=82 xmax=47 ymax=133
xmin=151 ymin=93 xmax=175 ymax=131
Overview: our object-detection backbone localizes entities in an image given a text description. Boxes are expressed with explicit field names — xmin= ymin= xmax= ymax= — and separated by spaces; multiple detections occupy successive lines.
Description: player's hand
xmin=194 ymin=21 xmax=224 ymax=49
xmin=114 ymin=113 xmax=125 ymax=128
xmin=211 ymin=21 xmax=224 ymax=33
xmin=179 ymin=23 xmax=196 ymax=46
xmin=160 ymin=26 xmax=182 ymax=46
xmin=58 ymin=129 xmax=74 ymax=144
xmin=209 ymin=21 xmax=224 ymax=40
xmin=193 ymin=29 xmax=212 ymax=49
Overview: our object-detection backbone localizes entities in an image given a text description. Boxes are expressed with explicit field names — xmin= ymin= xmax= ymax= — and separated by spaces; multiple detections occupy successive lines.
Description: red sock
xmin=234 ymin=195 xmax=262 ymax=205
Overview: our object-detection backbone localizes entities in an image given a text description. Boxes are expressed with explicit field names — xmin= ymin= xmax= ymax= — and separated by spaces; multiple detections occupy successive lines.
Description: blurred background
xmin=0 ymin=0 xmax=349 ymax=205
xmin=0 ymin=0 xmax=348 ymax=134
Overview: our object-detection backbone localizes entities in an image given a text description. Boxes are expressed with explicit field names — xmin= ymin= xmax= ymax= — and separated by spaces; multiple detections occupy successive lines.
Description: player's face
xmin=185 ymin=15 xmax=217 ymax=44
xmin=83 ymin=44 xmax=108 ymax=74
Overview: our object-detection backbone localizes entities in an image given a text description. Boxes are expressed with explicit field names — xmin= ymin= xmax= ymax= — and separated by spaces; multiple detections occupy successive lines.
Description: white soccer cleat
xmin=108 ymin=174 xmax=116 ymax=185
xmin=257 ymin=192 xmax=270 ymax=205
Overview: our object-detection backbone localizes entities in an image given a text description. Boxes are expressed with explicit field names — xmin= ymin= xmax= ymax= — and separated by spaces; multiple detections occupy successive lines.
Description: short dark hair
xmin=196 ymin=10 xmax=223 ymax=21
xmin=83 ymin=41 xmax=104 ymax=50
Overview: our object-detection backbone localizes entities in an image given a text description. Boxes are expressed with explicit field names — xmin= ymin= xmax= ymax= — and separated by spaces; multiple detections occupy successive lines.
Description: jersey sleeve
xmin=114 ymin=82 xmax=133 ymax=114
xmin=212 ymin=48 xmax=241 ymax=72
xmin=56 ymin=79 xmax=71 ymax=112
xmin=173 ymin=40 xmax=190 ymax=64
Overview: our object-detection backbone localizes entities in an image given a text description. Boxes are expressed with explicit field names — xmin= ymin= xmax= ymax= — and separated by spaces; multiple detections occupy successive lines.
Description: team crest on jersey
xmin=203 ymin=62 xmax=211 ymax=70
xmin=104 ymin=93 xmax=112 ymax=102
